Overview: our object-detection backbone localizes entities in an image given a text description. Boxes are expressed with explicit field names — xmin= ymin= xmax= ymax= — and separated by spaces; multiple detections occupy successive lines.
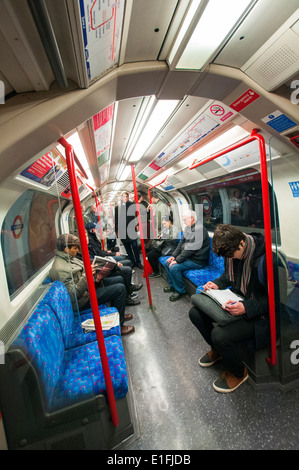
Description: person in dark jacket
xmin=85 ymin=222 xmax=132 ymax=266
xmin=85 ymin=224 xmax=143 ymax=305
xmin=49 ymin=234 xmax=135 ymax=336
xmin=115 ymin=192 xmax=143 ymax=268
xmin=147 ymin=215 xmax=180 ymax=277
xmin=163 ymin=210 xmax=210 ymax=301
xmin=189 ymin=224 xmax=269 ymax=393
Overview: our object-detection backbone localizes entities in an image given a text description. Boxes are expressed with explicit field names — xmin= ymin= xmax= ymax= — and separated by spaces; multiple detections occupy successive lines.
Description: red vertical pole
xmin=131 ymin=164 xmax=153 ymax=307
xmin=189 ymin=130 xmax=277 ymax=366
xmin=59 ymin=137 xmax=119 ymax=426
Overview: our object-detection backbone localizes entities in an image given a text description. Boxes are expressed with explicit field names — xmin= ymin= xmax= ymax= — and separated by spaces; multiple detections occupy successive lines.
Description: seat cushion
xmin=11 ymin=305 xmax=65 ymax=410
xmin=66 ymin=307 xmax=121 ymax=349
xmin=50 ymin=335 xmax=128 ymax=411
xmin=41 ymin=281 xmax=120 ymax=349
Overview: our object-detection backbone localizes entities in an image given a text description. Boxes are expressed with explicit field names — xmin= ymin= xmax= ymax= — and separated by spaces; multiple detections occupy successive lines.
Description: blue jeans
xmin=164 ymin=259 xmax=203 ymax=293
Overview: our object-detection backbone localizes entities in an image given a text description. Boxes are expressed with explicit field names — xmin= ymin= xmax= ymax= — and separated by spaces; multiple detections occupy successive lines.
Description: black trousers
xmin=189 ymin=305 xmax=255 ymax=377
xmin=80 ymin=281 xmax=126 ymax=324
xmin=122 ymin=239 xmax=141 ymax=266
xmin=146 ymin=247 xmax=162 ymax=273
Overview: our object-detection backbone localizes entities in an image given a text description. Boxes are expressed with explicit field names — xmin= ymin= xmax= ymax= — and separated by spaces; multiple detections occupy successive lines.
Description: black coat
xmin=172 ymin=223 xmax=210 ymax=266
xmin=115 ymin=200 xmax=138 ymax=242
xmin=213 ymin=232 xmax=275 ymax=349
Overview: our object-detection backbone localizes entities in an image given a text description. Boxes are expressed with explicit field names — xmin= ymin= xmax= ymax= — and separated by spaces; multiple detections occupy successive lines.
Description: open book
xmin=82 ymin=311 xmax=119 ymax=331
xmin=93 ymin=255 xmax=116 ymax=280
xmin=200 ymin=288 xmax=244 ymax=307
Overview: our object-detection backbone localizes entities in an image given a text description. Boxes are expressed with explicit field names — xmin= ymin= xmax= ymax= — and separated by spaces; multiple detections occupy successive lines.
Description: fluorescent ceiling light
xmin=175 ymin=0 xmax=252 ymax=70
xmin=118 ymin=165 xmax=132 ymax=181
xmin=63 ymin=132 xmax=95 ymax=186
xmin=129 ymin=99 xmax=179 ymax=162
xmin=113 ymin=182 xmax=123 ymax=190
xmin=168 ymin=0 xmax=203 ymax=64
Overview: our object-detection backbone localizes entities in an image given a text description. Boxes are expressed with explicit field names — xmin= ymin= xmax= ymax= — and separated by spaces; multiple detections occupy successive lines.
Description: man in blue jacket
xmin=164 ymin=210 xmax=210 ymax=301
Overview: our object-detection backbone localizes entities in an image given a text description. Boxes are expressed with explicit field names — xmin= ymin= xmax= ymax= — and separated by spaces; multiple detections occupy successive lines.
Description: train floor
xmin=118 ymin=261 xmax=299 ymax=451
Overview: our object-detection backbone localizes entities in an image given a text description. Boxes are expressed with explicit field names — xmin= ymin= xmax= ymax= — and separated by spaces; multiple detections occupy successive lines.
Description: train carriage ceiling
xmin=0 ymin=0 xmax=298 ymax=202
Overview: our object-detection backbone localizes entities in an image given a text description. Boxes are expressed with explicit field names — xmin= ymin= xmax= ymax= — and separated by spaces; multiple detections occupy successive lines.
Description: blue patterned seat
xmin=41 ymin=281 xmax=120 ymax=349
xmin=159 ymin=237 xmax=224 ymax=292
xmin=10 ymin=304 xmax=128 ymax=413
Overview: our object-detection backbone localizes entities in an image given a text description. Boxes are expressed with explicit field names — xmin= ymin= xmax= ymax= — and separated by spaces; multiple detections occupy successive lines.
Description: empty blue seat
xmin=41 ymin=281 xmax=120 ymax=349
xmin=10 ymin=303 xmax=128 ymax=413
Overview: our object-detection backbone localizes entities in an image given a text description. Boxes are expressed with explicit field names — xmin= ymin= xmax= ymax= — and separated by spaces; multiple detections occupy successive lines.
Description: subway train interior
xmin=0 ymin=0 xmax=299 ymax=452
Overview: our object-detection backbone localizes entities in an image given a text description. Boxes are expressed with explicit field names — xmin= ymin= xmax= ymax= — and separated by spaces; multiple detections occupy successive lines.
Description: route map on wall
xmin=79 ymin=0 xmax=125 ymax=80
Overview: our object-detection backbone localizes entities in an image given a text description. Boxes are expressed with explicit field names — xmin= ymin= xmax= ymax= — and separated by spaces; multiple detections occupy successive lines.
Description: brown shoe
xmin=124 ymin=313 xmax=133 ymax=321
xmin=198 ymin=349 xmax=222 ymax=367
xmin=213 ymin=368 xmax=248 ymax=393
xmin=121 ymin=325 xmax=135 ymax=336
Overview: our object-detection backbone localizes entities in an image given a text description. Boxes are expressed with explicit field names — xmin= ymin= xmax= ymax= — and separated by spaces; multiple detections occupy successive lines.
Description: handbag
xmin=150 ymin=239 xmax=165 ymax=250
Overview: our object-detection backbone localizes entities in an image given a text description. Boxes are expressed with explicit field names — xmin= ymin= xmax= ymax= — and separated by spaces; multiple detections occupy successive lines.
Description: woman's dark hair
xmin=212 ymin=224 xmax=245 ymax=258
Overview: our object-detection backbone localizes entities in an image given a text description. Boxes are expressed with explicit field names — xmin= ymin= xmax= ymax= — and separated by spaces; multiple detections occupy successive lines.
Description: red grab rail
xmin=189 ymin=129 xmax=277 ymax=366
xmin=148 ymin=175 xmax=168 ymax=239
xmin=131 ymin=164 xmax=153 ymax=307
xmin=58 ymin=138 xmax=119 ymax=426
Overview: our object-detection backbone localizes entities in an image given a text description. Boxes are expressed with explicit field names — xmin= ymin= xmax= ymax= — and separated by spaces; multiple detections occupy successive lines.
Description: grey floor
xmin=120 ymin=265 xmax=299 ymax=451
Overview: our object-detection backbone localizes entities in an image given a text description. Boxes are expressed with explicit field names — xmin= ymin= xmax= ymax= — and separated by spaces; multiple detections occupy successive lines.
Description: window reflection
xmin=1 ymin=190 xmax=59 ymax=297
xmin=184 ymin=168 xmax=280 ymax=242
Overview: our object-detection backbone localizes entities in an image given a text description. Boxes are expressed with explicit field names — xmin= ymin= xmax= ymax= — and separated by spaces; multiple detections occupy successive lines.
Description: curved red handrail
xmin=58 ymin=138 xmax=119 ymax=426
xmin=189 ymin=129 xmax=277 ymax=366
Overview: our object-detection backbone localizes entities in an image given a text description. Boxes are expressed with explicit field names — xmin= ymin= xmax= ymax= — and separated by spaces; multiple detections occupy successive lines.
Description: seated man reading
xmin=164 ymin=210 xmax=210 ymax=301
xmin=189 ymin=224 xmax=269 ymax=393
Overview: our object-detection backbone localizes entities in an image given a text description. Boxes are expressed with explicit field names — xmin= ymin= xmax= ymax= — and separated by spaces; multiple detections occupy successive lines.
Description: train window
xmin=1 ymin=190 xmax=59 ymax=298
xmin=184 ymin=168 xmax=280 ymax=243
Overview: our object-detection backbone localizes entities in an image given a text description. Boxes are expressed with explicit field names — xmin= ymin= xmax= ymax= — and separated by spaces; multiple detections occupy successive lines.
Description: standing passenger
xmin=115 ymin=192 xmax=143 ymax=269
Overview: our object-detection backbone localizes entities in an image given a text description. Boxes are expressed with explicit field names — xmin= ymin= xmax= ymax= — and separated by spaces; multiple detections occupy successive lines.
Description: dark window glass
xmin=184 ymin=168 xmax=280 ymax=243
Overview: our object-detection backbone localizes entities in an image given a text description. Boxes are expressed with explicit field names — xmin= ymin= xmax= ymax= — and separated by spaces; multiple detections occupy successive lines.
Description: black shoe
xmin=169 ymin=292 xmax=186 ymax=301
xmin=136 ymin=263 xmax=143 ymax=269
xmin=131 ymin=283 xmax=143 ymax=292
xmin=163 ymin=286 xmax=175 ymax=293
xmin=126 ymin=297 xmax=140 ymax=306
